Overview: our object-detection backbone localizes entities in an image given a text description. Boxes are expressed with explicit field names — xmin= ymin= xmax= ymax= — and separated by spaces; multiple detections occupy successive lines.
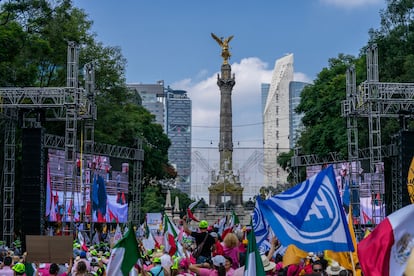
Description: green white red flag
xmin=163 ymin=214 xmax=178 ymax=256
xmin=106 ymin=225 xmax=140 ymax=276
xmin=222 ymin=210 xmax=240 ymax=239
xmin=187 ymin=199 xmax=202 ymax=222
xmin=244 ymin=219 xmax=265 ymax=276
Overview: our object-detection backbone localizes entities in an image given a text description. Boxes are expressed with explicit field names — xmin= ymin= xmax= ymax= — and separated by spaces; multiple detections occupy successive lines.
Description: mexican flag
xmin=358 ymin=204 xmax=414 ymax=276
xmin=106 ymin=226 xmax=141 ymax=276
xmin=163 ymin=214 xmax=178 ymax=256
xmin=244 ymin=219 xmax=265 ymax=276
xmin=222 ymin=210 xmax=240 ymax=239
xmin=187 ymin=199 xmax=202 ymax=222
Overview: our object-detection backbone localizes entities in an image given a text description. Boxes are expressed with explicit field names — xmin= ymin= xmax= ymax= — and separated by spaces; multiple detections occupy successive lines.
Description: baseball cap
xmin=199 ymin=220 xmax=208 ymax=229
xmin=212 ymin=255 xmax=226 ymax=267
xmin=153 ymin=257 xmax=161 ymax=264
xmin=12 ymin=262 xmax=25 ymax=274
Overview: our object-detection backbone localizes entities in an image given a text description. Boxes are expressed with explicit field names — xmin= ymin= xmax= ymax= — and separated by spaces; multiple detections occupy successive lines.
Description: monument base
xmin=209 ymin=170 xmax=243 ymax=206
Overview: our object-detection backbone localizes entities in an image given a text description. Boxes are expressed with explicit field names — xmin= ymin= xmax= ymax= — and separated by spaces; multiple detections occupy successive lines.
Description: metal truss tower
xmin=342 ymin=44 xmax=414 ymax=224
xmin=292 ymin=44 xmax=414 ymax=236
xmin=1 ymin=42 xmax=144 ymax=245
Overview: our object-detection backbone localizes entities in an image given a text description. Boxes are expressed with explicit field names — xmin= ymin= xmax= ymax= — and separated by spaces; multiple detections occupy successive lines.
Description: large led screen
xmin=45 ymin=149 xmax=129 ymax=223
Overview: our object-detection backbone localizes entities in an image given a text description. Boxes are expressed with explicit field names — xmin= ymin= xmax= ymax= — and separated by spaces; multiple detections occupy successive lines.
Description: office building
xmin=289 ymin=81 xmax=309 ymax=149
xmin=127 ymin=81 xmax=165 ymax=128
xmin=165 ymin=88 xmax=192 ymax=194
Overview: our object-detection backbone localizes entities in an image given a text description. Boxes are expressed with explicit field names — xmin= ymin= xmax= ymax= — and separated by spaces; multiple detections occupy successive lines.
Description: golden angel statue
xmin=211 ymin=33 xmax=234 ymax=65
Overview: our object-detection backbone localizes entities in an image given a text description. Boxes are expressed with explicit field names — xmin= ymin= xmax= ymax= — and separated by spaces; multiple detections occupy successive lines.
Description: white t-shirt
xmin=160 ymin=253 xmax=173 ymax=271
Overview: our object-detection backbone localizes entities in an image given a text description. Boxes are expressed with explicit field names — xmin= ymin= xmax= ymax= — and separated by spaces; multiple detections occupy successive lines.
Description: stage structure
xmin=0 ymin=42 xmax=144 ymax=246
xmin=292 ymin=44 xmax=414 ymax=237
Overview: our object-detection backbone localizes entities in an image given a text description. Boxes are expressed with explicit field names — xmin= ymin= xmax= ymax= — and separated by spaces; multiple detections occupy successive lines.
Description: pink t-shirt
xmin=0 ymin=266 xmax=14 ymax=276
xmin=37 ymin=263 xmax=51 ymax=276
xmin=226 ymin=267 xmax=235 ymax=276
xmin=222 ymin=245 xmax=240 ymax=269
xmin=198 ymin=268 xmax=218 ymax=276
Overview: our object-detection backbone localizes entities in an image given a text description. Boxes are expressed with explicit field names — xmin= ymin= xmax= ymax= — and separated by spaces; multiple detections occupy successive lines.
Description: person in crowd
xmin=188 ymin=255 xmax=226 ymax=276
xmin=285 ymin=263 xmax=302 ymax=276
xmin=338 ymin=269 xmax=352 ymax=276
xmin=72 ymin=261 xmax=88 ymax=276
xmin=175 ymin=258 xmax=194 ymax=276
xmin=12 ymin=263 xmax=25 ymax=276
xmin=312 ymin=260 xmax=326 ymax=275
xmin=0 ymin=256 xmax=14 ymax=276
xmin=210 ymin=232 xmax=224 ymax=257
xmin=182 ymin=217 xmax=215 ymax=264
xmin=299 ymin=253 xmax=317 ymax=275
xmin=234 ymin=231 xmax=246 ymax=267
xmin=95 ymin=259 xmax=106 ymax=276
xmin=223 ymin=256 xmax=235 ymax=276
xmin=261 ymin=255 xmax=277 ymax=275
xmin=49 ymin=263 xmax=61 ymax=276
xmin=149 ymin=257 xmax=165 ymax=276
xmin=71 ymin=251 xmax=90 ymax=274
xmin=325 ymin=261 xmax=345 ymax=276
xmin=89 ymin=256 xmax=106 ymax=276
xmin=160 ymin=249 xmax=172 ymax=276
xmin=274 ymin=253 xmax=284 ymax=274
xmin=221 ymin=233 xmax=240 ymax=269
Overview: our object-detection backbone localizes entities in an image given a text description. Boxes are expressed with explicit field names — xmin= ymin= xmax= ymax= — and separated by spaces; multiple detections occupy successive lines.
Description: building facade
xmin=165 ymin=88 xmax=192 ymax=195
xmin=127 ymin=81 xmax=166 ymax=128
xmin=289 ymin=81 xmax=309 ymax=149
xmin=263 ymin=54 xmax=294 ymax=187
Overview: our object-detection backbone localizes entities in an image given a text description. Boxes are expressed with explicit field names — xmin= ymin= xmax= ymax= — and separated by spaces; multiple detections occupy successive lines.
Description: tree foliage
xmin=0 ymin=0 xmax=184 ymax=226
xmin=291 ymin=0 xmax=414 ymax=180
xmin=295 ymin=54 xmax=355 ymax=157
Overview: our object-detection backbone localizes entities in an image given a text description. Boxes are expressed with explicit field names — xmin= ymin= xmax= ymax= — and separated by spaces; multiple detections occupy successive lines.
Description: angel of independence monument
xmin=208 ymin=33 xmax=243 ymax=208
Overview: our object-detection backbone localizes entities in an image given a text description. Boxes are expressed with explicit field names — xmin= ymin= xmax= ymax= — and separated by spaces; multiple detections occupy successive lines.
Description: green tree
xmin=295 ymin=54 xmax=356 ymax=157
xmin=1 ymin=0 xmax=94 ymax=87
xmin=0 ymin=1 xmax=176 ymax=227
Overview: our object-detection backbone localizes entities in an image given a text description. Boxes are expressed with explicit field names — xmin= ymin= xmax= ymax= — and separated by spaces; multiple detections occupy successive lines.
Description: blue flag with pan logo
xmin=253 ymin=200 xmax=270 ymax=248
xmin=257 ymin=165 xmax=354 ymax=253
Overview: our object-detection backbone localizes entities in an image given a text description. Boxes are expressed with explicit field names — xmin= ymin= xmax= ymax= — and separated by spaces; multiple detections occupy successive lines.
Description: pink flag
xmin=358 ymin=204 xmax=414 ymax=276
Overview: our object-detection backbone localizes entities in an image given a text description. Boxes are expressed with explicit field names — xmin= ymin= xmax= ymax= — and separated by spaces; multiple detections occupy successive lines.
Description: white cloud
xmin=172 ymin=57 xmax=311 ymax=148
xmin=294 ymin=72 xmax=313 ymax=83
xmin=320 ymin=0 xmax=382 ymax=8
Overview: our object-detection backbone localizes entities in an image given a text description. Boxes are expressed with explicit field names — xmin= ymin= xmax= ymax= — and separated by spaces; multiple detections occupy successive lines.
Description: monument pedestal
xmin=209 ymin=170 xmax=243 ymax=206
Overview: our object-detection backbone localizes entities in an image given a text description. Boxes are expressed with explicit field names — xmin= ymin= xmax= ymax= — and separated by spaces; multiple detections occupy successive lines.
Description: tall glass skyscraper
xmin=165 ymin=88 xmax=192 ymax=195
xmin=289 ymin=81 xmax=309 ymax=149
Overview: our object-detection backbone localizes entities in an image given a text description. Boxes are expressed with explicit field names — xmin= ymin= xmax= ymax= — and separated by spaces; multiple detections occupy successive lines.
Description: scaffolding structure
xmin=342 ymin=44 xmax=414 ymax=222
xmin=292 ymin=44 xmax=414 ymax=236
xmin=1 ymin=42 xmax=144 ymax=246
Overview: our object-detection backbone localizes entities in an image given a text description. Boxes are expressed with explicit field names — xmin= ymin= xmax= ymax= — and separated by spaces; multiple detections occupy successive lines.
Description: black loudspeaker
xmin=21 ymin=128 xmax=44 ymax=237
xmin=401 ymin=131 xmax=414 ymax=207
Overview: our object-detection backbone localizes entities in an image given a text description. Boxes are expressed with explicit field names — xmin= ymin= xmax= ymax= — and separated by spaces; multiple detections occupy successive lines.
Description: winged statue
xmin=211 ymin=33 xmax=234 ymax=64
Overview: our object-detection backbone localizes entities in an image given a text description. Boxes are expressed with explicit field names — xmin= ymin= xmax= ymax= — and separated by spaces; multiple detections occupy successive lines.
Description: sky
xmin=72 ymin=0 xmax=386 ymax=149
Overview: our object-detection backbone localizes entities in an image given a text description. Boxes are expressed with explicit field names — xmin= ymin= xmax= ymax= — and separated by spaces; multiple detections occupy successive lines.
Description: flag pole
xmin=349 ymin=251 xmax=356 ymax=275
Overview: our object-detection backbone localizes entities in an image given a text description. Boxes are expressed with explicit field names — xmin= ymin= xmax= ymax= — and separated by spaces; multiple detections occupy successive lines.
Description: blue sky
xmin=72 ymin=0 xmax=386 ymax=148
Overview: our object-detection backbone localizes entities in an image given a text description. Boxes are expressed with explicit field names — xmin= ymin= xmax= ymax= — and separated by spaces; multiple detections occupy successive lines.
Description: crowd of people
xmin=1 ymin=215 xmax=414 ymax=276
